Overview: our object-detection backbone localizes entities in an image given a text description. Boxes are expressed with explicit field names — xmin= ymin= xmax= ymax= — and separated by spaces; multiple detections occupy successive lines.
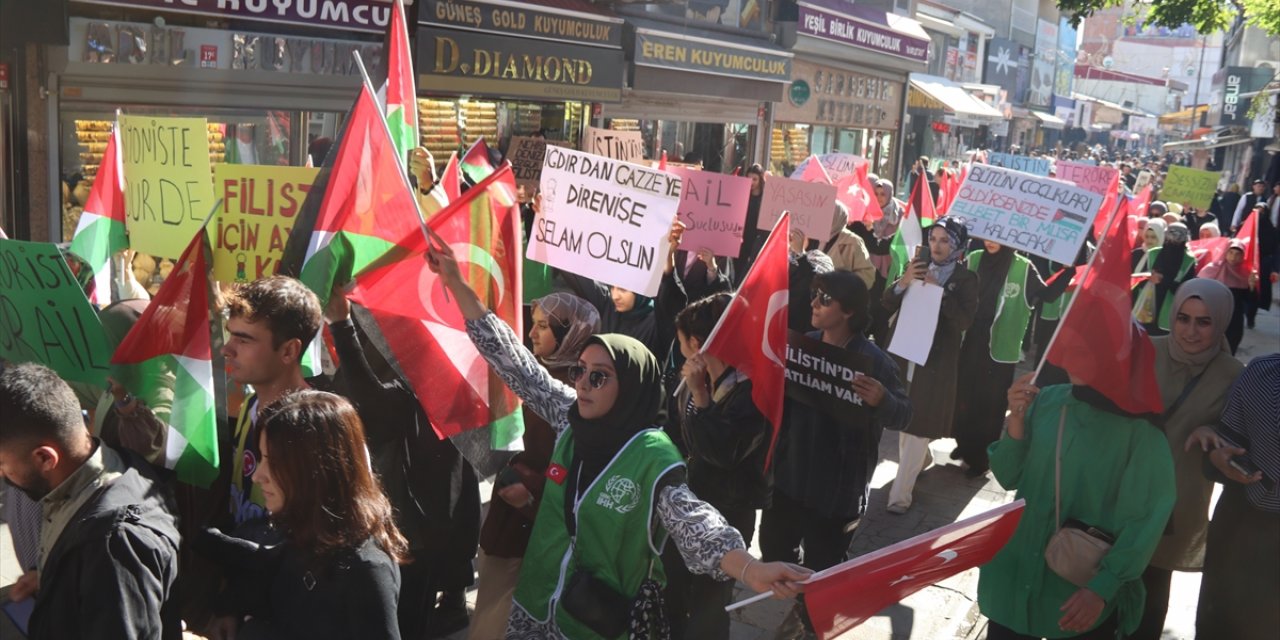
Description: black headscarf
xmin=976 ymin=244 xmax=1016 ymax=323
xmin=568 ymin=334 xmax=664 ymax=484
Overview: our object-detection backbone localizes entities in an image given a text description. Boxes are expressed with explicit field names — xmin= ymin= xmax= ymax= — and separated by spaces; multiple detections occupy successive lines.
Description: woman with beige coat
xmin=822 ymin=201 xmax=876 ymax=288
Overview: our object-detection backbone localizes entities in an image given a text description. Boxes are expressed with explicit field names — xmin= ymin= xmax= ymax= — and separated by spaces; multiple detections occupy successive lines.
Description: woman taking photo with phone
xmin=425 ymin=241 xmax=811 ymax=639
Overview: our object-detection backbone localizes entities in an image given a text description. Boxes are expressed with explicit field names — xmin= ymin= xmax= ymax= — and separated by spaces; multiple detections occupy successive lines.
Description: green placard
xmin=0 ymin=239 xmax=112 ymax=386
xmin=1160 ymin=166 xmax=1220 ymax=211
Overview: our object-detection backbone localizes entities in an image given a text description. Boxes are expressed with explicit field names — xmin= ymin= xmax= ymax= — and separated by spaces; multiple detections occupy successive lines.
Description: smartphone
xmin=1229 ymin=456 xmax=1277 ymax=492
xmin=912 ymin=244 xmax=930 ymax=279
xmin=496 ymin=466 xmax=523 ymax=489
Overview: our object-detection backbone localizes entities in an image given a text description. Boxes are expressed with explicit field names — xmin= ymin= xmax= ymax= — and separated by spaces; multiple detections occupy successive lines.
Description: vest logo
xmin=546 ymin=463 xmax=568 ymax=485
xmin=1003 ymin=282 xmax=1021 ymax=299
xmin=596 ymin=475 xmax=640 ymax=514
xmin=242 ymin=450 xmax=256 ymax=477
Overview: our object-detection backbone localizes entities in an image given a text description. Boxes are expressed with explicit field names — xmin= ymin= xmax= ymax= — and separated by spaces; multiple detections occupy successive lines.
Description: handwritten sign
xmin=1055 ymin=161 xmax=1117 ymax=196
xmin=529 ymin=146 xmax=681 ymax=296
xmin=583 ymin=126 xmax=645 ymax=163
xmin=949 ymin=164 xmax=1102 ymax=264
xmin=211 ymin=165 xmax=318 ymax=283
xmin=1160 ymin=166 xmax=1220 ymax=210
xmin=759 ymin=178 xmax=837 ymax=240
xmin=668 ymin=168 xmax=752 ymax=259
xmin=0 ymin=239 xmax=112 ymax=386
xmin=986 ymin=152 xmax=1051 ymax=176
xmin=792 ymin=153 xmax=865 ymax=180
xmin=785 ymin=330 xmax=872 ymax=424
xmin=120 ymin=115 xmax=216 ymax=258
xmin=505 ymin=136 xmax=549 ymax=191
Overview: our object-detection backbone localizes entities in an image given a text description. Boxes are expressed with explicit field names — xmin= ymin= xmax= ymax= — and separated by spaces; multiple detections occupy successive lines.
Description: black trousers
xmin=986 ymin=613 xmax=1120 ymax=640
xmin=662 ymin=506 xmax=757 ymax=640
xmin=759 ymin=490 xmax=856 ymax=572
xmin=952 ymin=331 xmax=1016 ymax=472
xmin=1132 ymin=565 xmax=1172 ymax=640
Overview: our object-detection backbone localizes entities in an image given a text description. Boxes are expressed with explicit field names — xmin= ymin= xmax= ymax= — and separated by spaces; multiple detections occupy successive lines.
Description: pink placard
xmin=759 ymin=178 xmax=838 ymax=240
xmin=1055 ymin=161 xmax=1117 ymax=196
xmin=671 ymin=168 xmax=753 ymax=258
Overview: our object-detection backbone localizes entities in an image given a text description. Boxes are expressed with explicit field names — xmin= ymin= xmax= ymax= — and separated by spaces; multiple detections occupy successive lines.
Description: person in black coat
xmin=324 ymin=291 xmax=481 ymax=639
xmin=661 ymin=293 xmax=773 ymax=639
xmin=0 ymin=363 xmax=181 ymax=640
xmin=199 ymin=391 xmax=408 ymax=640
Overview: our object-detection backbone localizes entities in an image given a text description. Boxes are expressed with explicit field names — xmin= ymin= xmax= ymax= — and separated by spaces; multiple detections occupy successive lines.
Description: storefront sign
xmin=797 ymin=0 xmax=928 ymax=64
xmin=422 ymin=0 xmax=621 ymax=48
xmin=211 ymin=165 xmax=318 ymax=283
xmin=583 ymin=127 xmax=645 ymax=163
xmin=119 ymin=115 xmax=216 ymax=259
xmin=759 ymin=178 xmax=837 ymax=240
xmin=72 ymin=18 xmax=382 ymax=77
xmin=634 ymin=30 xmax=791 ymax=83
xmin=1160 ymin=166 xmax=1220 ymax=210
xmin=419 ymin=27 xmax=623 ymax=102
xmin=785 ymin=329 xmax=872 ymax=423
xmin=670 ymin=168 xmax=752 ymax=259
xmin=932 ymin=121 xmax=950 ymax=133
xmin=0 ymin=238 xmax=114 ymax=386
xmin=72 ymin=0 xmax=406 ymax=34
xmin=986 ymin=152 xmax=1051 ymax=176
xmin=949 ymin=164 xmax=1102 ymax=264
xmin=1212 ymin=66 xmax=1273 ymax=127
xmin=529 ymin=146 xmax=682 ymax=297
xmin=774 ymin=59 xmax=900 ymax=130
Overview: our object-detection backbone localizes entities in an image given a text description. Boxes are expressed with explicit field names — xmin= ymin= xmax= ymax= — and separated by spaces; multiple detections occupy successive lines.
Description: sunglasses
xmin=568 ymin=365 xmax=611 ymax=389
xmin=811 ymin=290 xmax=836 ymax=307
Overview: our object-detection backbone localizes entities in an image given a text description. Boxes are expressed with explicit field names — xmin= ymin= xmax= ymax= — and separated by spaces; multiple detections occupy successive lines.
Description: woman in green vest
xmin=952 ymin=242 xmax=1070 ymax=477
xmin=425 ymin=241 xmax=811 ymax=639
xmin=1133 ymin=222 xmax=1197 ymax=335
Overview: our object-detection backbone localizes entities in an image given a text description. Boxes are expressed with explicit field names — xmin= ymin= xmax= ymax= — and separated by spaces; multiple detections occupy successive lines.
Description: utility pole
xmin=1192 ymin=34 xmax=1207 ymax=126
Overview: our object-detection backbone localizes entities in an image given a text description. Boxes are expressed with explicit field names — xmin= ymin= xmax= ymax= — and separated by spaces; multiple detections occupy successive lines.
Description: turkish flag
xmin=1093 ymin=172 xmax=1122 ymax=240
xmin=1046 ymin=209 xmax=1164 ymax=416
xmin=701 ymin=212 xmax=790 ymax=468
xmin=804 ymin=501 xmax=1025 ymax=639
xmin=936 ymin=169 xmax=958 ymax=215
xmin=798 ymin=155 xmax=833 ymax=184
xmin=839 ymin=164 xmax=884 ymax=224
xmin=1189 ymin=236 xmax=1230 ymax=271
xmin=1234 ymin=209 xmax=1263 ymax=292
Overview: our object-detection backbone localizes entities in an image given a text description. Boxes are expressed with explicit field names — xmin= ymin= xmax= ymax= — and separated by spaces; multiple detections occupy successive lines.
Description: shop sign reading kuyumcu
xmin=72 ymin=0 xmax=410 ymax=34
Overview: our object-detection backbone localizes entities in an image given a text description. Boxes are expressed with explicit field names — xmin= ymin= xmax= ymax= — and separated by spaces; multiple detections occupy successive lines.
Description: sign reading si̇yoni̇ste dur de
xmin=119 ymin=115 xmax=216 ymax=259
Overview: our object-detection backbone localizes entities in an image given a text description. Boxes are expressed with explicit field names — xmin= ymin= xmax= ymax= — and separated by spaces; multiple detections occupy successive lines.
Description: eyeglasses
xmin=810 ymin=290 xmax=836 ymax=307
xmin=568 ymin=366 xmax=611 ymax=389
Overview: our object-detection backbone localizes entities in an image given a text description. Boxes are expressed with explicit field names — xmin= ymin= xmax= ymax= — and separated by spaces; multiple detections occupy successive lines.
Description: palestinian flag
xmin=294 ymin=82 xmax=424 ymax=307
xmin=378 ymin=0 xmax=418 ymax=164
xmin=460 ymin=138 xmax=496 ymax=185
xmin=349 ymin=165 xmax=525 ymax=449
xmin=422 ymin=152 xmax=461 ymax=220
xmin=69 ymin=125 xmax=128 ymax=307
xmin=111 ymin=230 xmax=219 ymax=487
xmin=888 ymin=173 xmax=934 ymax=282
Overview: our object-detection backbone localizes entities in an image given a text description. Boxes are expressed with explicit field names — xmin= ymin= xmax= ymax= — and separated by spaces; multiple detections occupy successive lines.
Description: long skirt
xmin=1194 ymin=484 xmax=1280 ymax=640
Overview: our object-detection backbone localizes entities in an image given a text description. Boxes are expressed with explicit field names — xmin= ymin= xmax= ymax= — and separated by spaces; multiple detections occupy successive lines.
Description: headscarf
xmin=975 ymin=243 xmax=1015 ymax=323
xmin=532 ymin=292 xmax=601 ymax=370
xmin=924 ymin=216 xmax=969 ymax=286
xmin=830 ymin=202 xmax=850 ymax=241
xmin=1143 ymin=218 xmax=1167 ymax=249
xmin=1165 ymin=279 xmax=1232 ymax=371
xmin=1164 ymin=222 xmax=1190 ymax=245
xmin=568 ymin=334 xmax=663 ymax=483
xmin=1149 ymin=200 xmax=1168 ymax=215
xmin=1153 ymin=222 xmax=1191 ymax=286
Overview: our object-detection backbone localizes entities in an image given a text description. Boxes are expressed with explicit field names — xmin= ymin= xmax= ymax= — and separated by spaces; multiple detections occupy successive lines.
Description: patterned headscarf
xmin=532 ymin=292 xmax=601 ymax=370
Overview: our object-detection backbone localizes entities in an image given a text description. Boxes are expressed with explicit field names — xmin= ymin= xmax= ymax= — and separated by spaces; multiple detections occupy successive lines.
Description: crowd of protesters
xmin=1 ymin=143 xmax=1277 ymax=640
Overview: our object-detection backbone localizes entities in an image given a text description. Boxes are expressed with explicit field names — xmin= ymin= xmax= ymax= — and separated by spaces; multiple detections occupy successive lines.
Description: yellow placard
xmin=210 ymin=164 xmax=319 ymax=283
xmin=119 ymin=115 xmax=217 ymax=259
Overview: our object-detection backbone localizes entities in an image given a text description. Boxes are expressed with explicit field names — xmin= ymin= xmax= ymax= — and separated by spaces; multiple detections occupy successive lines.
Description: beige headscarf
xmin=1163 ymin=278 xmax=1233 ymax=377
xmin=532 ymin=292 xmax=601 ymax=370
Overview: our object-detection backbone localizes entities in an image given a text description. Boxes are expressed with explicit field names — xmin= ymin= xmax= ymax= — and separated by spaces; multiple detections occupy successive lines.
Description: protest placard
xmin=986 ymin=152 xmax=1051 ymax=176
xmin=119 ymin=115 xmax=216 ymax=258
xmin=793 ymin=153 xmax=865 ymax=180
xmin=785 ymin=330 xmax=873 ymax=423
xmin=583 ymin=126 xmax=645 ymax=163
xmin=759 ymin=178 xmax=838 ymax=240
xmin=1055 ymin=161 xmax=1117 ymax=196
xmin=949 ymin=163 xmax=1102 ymax=264
xmin=528 ymin=145 xmax=681 ymax=296
xmin=505 ymin=136 xmax=548 ymax=191
xmin=0 ymin=238 xmax=112 ymax=386
xmin=670 ymin=168 xmax=752 ymax=258
xmin=211 ymin=165 xmax=318 ymax=283
xmin=887 ymin=282 xmax=943 ymax=366
xmin=1160 ymin=165 xmax=1220 ymax=210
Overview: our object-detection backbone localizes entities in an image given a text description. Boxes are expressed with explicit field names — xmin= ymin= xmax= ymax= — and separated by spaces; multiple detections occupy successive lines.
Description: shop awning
xmin=1158 ymin=105 xmax=1209 ymax=126
xmin=1162 ymin=135 xmax=1251 ymax=151
xmin=1031 ymin=110 xmax=1066 ymax=130
xmin=908 ymin=73 xmax=1004 ymax=126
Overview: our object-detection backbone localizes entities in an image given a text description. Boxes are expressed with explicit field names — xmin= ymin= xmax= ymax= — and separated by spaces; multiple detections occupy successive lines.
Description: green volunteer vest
xmin=1040 ymin=290 xmax=1070 ymax=321
xmin=513 ymin=428 xmax=685 ymax=639
xmin=1138 ymin=248 xmax=1196 ymax=331
xmin=968 ymin=251 xmax=1034 ymax=363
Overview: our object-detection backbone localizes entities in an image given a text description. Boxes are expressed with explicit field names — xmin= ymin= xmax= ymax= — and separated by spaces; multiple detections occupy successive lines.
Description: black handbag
xmin=560 ymin=568 xmax=632 ymax=638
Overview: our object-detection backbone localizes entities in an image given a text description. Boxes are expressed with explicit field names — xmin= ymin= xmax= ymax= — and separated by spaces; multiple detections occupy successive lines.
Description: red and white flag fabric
xmin=69 ymin=125 xmax=128 ymax=306
xmin=804 ymin=501 xmax=1025 ymax=639
xmin=798 ymin=155 xmax=833 ymax=184
xmin=1092 ymin=171 xmax=1122 ymax=240
xmin=837 ymin=163 xmax=884 ymax=224
xmin=1234 ymin=209 xmax=1263 ymax=292
xmin=378 ymin=0 xmax=418 ymax=164
xmin=701 ymin=213 xmax=789 ymax=467
xmin=1047 ymin=209 xmax=1164 ymax=416
xmin=1189 ymin=236 xmax=1230 ymax=272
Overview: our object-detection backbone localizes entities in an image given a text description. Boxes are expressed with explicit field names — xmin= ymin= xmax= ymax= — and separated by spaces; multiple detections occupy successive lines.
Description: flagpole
xmin=1030 ymin=192 xmax=1125 ymax=384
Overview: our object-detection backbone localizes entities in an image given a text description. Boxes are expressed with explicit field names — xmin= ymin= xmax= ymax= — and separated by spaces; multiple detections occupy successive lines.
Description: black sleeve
xmin=556 ymin=270 xmax=612 ymax=316
xmin=681 ymin=381 xmax=768 ymax=469
xmin=79 ymin=526 xmax=178 ymax=640
xmin=341 ymin=554 xmax=402 ymax=640
xmin=653 ymin=271 xmax=688 ymax=361
xmin=329 ymin=318 xmax=414 ymax=446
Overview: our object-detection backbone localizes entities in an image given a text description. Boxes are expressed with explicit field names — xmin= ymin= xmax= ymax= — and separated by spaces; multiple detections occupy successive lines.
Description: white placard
xmin=528 ymin=145 xmax=682 ymax=297
xmin=888 ymin=283 xmax=944 ymax=367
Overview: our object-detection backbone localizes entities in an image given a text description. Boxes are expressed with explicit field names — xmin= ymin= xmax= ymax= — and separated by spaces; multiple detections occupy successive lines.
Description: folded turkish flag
xmin=804 ymin=500 xmax=1025 ymax=639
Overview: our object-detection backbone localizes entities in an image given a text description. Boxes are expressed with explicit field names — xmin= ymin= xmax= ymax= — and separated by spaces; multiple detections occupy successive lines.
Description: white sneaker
xmin=886 ymin=503 xmax=910 ymax=515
